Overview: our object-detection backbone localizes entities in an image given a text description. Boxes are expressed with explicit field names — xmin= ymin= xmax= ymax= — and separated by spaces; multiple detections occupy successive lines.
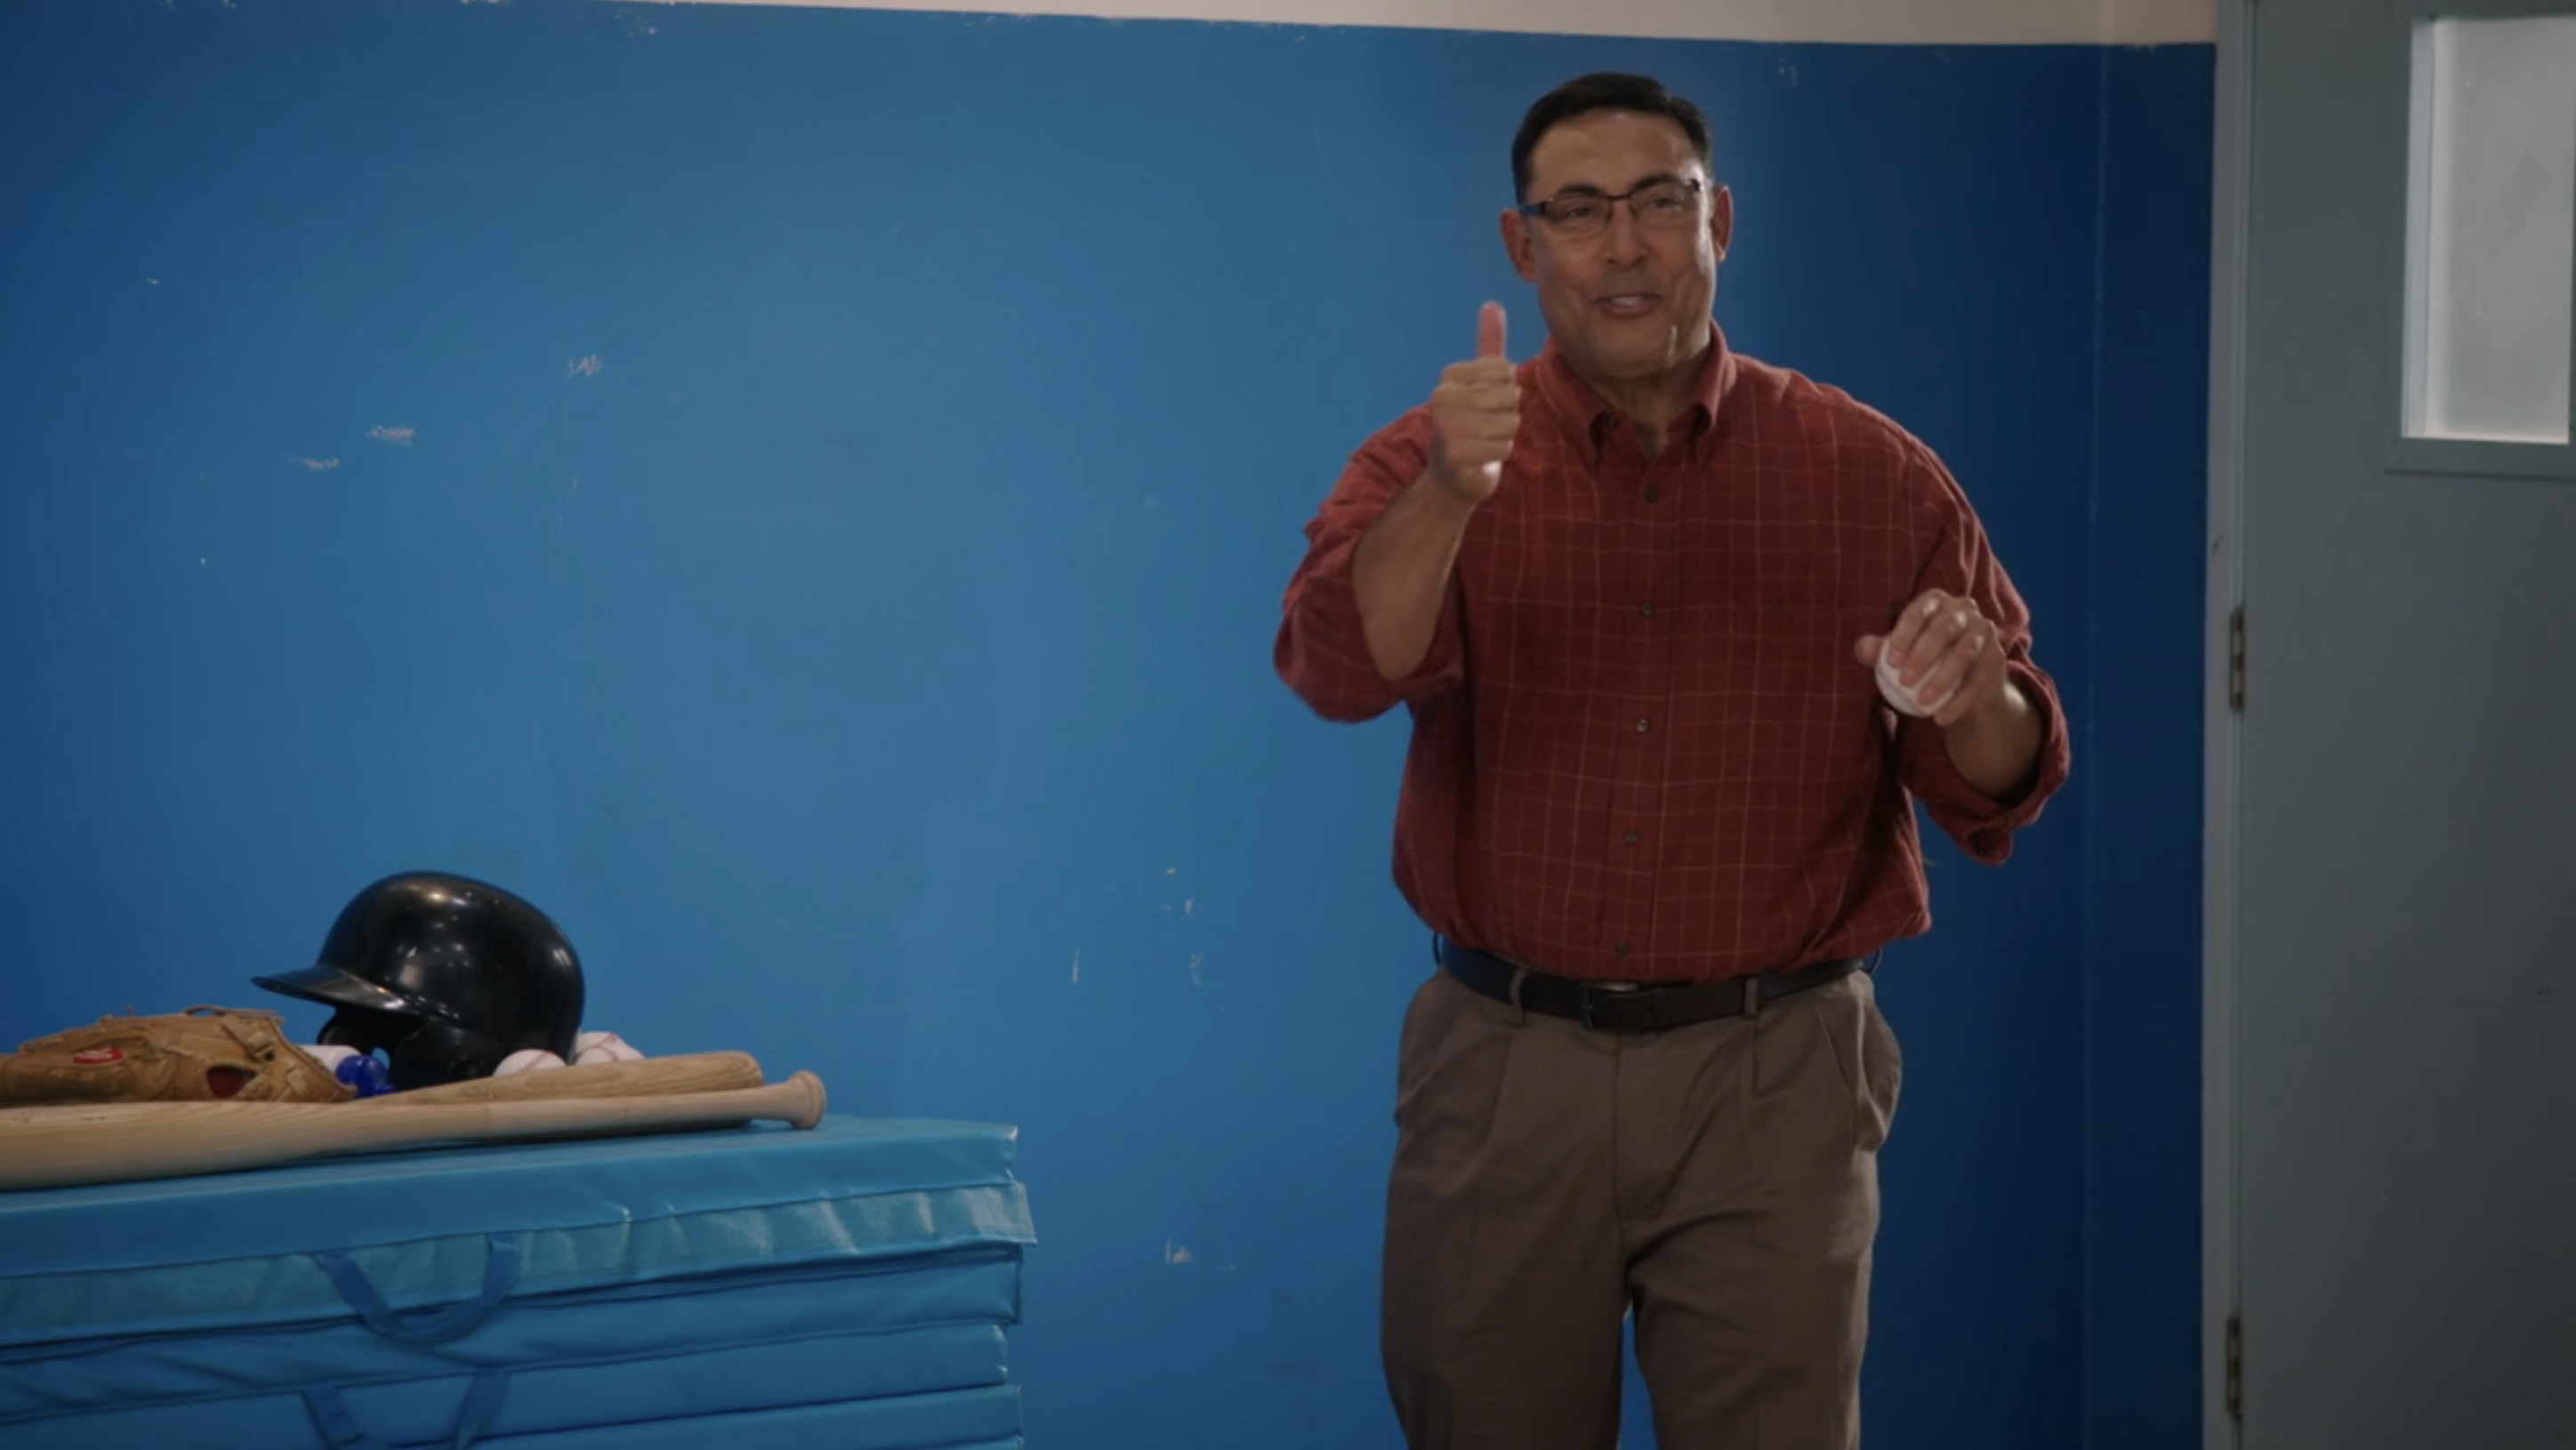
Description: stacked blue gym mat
xmin=0 ymin=1116 xmax=1036 ymax=1448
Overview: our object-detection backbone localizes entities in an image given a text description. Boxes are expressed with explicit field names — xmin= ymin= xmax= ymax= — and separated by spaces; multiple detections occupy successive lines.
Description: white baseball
xmin=1875 ymin=642 xmax=1959 ymax=718
xmin=573 ymin=1031 xmax=644 ymax=1066
xmin=494 ymin=1048 xmax=567 ymax=1075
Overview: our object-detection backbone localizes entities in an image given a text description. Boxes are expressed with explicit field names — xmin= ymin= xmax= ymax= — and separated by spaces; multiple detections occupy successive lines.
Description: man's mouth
xmin=1595 ymin=293 xmax=1659 ymax=317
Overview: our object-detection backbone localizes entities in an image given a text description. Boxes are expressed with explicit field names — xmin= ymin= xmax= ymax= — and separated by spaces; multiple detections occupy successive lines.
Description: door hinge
xmin=2228 ymin=607 xmax=2247 ymax=713
xmin=2226 ymin=1313 xmax=2244 ymax=1421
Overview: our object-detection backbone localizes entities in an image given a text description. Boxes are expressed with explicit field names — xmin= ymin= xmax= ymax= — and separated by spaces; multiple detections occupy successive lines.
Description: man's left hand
xmin=1855 ymin=590 xmax=2013 ymax=729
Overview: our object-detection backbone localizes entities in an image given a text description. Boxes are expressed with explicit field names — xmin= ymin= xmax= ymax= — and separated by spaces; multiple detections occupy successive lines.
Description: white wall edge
xmin=624 ymin=0 xmax=2220 ymax=48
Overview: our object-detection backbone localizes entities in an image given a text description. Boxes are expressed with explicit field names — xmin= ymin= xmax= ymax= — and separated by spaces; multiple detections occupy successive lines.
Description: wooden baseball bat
xmin=385 ymin=1051 xmax=765 ymax=1107
xmin=0 ymin=1071 xmax=826 ymax=1194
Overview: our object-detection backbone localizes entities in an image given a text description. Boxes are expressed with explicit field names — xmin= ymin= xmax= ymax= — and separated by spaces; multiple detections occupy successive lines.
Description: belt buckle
xmin=1576 ymin=980 xmax=1643 ymax=1031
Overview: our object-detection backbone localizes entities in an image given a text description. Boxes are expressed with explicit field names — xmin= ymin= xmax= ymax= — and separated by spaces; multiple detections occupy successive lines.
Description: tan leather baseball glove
xmin=0 ymin=1006 xmax=353 ymax=1106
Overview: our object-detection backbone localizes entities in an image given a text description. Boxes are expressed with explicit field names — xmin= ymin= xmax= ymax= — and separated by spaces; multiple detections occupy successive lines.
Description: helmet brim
xmin=254 ymin=965 xmax=424 ymax=1016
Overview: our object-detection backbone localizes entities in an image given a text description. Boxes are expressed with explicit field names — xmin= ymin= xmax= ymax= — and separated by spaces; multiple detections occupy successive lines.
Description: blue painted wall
xmin=2082 ymin=44 xmax=2214 ymax=1450
xmin=0 ymin=4 xmax=2209 ymax=1446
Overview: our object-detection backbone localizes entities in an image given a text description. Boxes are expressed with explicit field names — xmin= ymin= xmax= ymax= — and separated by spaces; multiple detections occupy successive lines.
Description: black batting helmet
xmin=256 ymin=871 xmax=585 ymax=1091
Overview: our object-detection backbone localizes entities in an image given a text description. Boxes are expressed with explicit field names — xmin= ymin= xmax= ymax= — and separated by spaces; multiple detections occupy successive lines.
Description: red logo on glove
xmin=71 ymin=1047 xmax=125 ymax=1065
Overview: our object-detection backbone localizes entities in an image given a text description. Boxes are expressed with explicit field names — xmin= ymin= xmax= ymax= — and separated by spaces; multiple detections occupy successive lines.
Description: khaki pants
xmin=1381 ymin=965 xmax=1902 ymax=1449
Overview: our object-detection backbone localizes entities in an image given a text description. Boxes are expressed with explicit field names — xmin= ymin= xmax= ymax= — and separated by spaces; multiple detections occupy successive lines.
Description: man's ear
xmin=1501 ymin=208 xmax=1539 ymax=283
xmin=1711 ymin=184 xmax=1735 ymax=262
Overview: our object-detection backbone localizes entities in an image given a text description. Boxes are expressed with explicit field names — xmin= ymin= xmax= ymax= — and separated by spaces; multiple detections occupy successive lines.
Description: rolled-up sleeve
xmin=1274 ymin=415 xmax=1468 ymax=723
xmin=1902 ymin=654 xmax=2070 ymax=863
xmin=1893 ymin=458 xmax=2073 ymax=864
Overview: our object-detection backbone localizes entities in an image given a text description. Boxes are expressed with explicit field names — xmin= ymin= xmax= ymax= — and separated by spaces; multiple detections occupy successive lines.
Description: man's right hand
xmin=1427 ymin=302 xmax=1520 ymax=504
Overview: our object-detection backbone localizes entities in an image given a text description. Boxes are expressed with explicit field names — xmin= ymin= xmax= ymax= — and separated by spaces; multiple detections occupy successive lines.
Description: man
xmin=1273 ymin=72 xmax=2070 ymax=1449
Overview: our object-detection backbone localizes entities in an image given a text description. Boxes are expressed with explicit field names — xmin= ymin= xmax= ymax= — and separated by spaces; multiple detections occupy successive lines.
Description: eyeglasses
xmin=1515 ymin=178 xmax=1706 ymax=238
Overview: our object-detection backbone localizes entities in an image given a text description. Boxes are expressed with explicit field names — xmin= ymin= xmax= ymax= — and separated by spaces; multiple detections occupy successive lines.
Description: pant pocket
xmin=1854 ymin=977 xmax=1902 ymax=1152
xmin=1392 ymin=971 xmax=1517 ymax=1143
xmin=1810 ymin=977 xmax=1899 ymax=1155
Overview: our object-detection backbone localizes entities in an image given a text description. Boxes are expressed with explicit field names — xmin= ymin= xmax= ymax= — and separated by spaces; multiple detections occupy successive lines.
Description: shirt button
xmin=1644 ymin=487 xmax=1662 ymax=503
xmin=1613 ymin=941 xmax=1632 ymax=957
xmin=1623 ymin=831 xmax=1640 ymax=846
xmin=1638 ymin=600 xmax=1656 ymax=616
xmin=1634 ymin=717 xmax=1651 ymax=733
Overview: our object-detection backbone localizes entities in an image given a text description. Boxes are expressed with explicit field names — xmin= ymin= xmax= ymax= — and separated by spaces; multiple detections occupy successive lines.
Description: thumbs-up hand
xmin=1427 ymin=301 xmax=1520 ymax=505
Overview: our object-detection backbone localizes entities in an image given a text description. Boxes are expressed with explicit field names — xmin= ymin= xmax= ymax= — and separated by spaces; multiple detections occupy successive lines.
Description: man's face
xmin=1503 ymin=109 xmax=1734 ymax=391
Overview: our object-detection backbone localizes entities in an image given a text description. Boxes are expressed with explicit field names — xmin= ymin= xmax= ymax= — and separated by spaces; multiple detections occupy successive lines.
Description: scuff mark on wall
xmin=366 ymin=425 xmax=415 ymax=446
xmin=293 ymin=456 xmax=340 ymax=471
xmin=1071 ymin=947 xmax=1082 ymax=985
xmin=1187 ymin=953 xmax=1203 ymax=987
xmin=1163 ymin=1240 xmax=1194 ymax=1265
xmin=567 ymin=354 xmax=602 ymax=379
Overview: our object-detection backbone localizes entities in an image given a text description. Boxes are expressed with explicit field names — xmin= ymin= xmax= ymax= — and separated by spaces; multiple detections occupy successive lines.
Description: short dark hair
xmin=1510 ymin=72 xmax=1714 ymax=203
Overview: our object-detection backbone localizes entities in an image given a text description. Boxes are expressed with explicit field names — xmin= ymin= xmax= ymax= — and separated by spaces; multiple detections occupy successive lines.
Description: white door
xmin=2218 ymin=0 xmax=2576 ymax=1444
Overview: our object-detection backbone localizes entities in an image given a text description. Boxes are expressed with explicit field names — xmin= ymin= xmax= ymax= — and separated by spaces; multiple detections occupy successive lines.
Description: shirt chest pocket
xmin=1675 ymin=505 xmax=1918 ymax=623
xmin=1461 ymin=479 xmax=1622 ymax=616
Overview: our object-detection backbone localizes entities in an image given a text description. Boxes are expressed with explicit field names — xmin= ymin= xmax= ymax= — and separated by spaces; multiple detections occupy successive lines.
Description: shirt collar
xmin=1534 ymin=320 xmax=1735 ymax=460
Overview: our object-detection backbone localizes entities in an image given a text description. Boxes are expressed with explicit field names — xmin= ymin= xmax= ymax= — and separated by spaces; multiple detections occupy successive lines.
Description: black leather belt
xmin=1435 ymin=936 xmax=1864 ymax=1033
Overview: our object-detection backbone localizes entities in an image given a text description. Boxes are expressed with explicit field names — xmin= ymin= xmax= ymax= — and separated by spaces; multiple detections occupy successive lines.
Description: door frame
xmin=2202 ymin=1 xmax=2252 ymax=1446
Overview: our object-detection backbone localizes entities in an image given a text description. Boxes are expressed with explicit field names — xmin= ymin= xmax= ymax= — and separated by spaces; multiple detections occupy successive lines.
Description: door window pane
xmin=2403 ymin=14 xmax=2576 ymax=444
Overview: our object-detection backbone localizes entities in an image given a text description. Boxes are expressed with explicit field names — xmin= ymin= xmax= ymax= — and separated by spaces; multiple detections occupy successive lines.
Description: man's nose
xmin=1599 ymin=201 xmax=1649 ymax=260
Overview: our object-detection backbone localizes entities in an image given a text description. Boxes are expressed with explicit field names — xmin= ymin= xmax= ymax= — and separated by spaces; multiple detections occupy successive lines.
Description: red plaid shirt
xmin=1276 ymin=326 xmax=2069 ymax=984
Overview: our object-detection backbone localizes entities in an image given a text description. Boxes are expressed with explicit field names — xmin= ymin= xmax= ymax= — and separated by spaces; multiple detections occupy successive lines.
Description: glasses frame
xmin=1513 ymin=177 xmax=1709 ymax=236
